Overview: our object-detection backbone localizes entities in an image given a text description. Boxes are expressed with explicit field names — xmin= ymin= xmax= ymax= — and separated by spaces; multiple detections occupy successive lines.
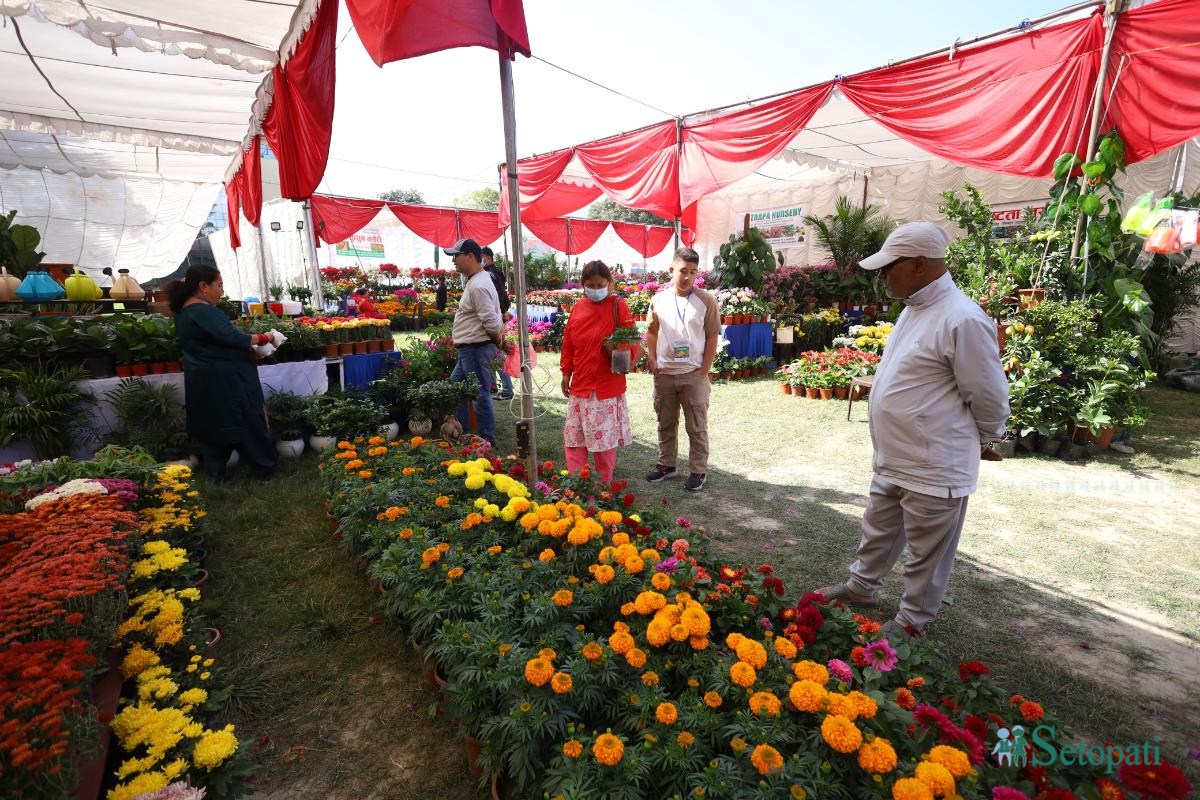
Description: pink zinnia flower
xmin=863 ymin=640 xmax=898 ymax=672
xmin=992 ymin=789 xmax=1031 ymax=800
xmin=827 ymin=659 xmax=853 ymax=684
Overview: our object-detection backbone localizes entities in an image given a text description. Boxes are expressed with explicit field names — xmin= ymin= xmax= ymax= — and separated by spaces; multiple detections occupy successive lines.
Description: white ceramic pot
xmin=384 ymin=421 xmax=400 ymax=441
xmin=165 ymin=455 xmax=199 ymax=469
xmin=276 ymin=438 xmax=305 ymax=458
xmin=407 ymin=418 xmax=432 ymax=436
xmin=309 ymin=434 xmax=337 ymax=451
xmin=226 ymin=450 xmax=239 ymax=468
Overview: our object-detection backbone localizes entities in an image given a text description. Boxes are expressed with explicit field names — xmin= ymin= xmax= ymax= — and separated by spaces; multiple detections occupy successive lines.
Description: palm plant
xmin=104 ymin=378 xmax=189 ymax=460
xmin=804 ymin=197 xmax=897 ymax=272
xmin=0 ymin=364 xmax=94 ymax=459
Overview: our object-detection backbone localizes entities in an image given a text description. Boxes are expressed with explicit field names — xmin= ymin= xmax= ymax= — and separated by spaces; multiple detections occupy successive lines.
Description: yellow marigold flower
xmin=655 ymin=702 xmax=678 ymax=725
xmin=677 ymin=731 xmax=695 ymax=748
xmin=725 ymin=632 xmax=745 ymax=650
xmin=550 ymin=672 xmax=573 ymax=694
xmin=729 ymin=661 xmax=756 ymax=688
xmin=464 ymin=474 xmax=485 ymax=490
xmin=625 ymin=648 xmax=647 ymax=668
xmin=891 ymin=777 xmax=934 ymax=800
xmin=595 ymin=564 xmax=616 ymax=584
xmin=552 ymin=589 xmax=573 ymax=607
xmin=593 ymin=733 xmax=624 ymax=766
xmin=566 ymin=526 xmax=590 ymax=546
xmin=193 ymin=724 xmax=239 ymax=770
xmin=792 ymin=660 xmax=829 ymax=685
xmin=582 ymin=642 xmax=604 ymax=662
xmin=624 ymin=555 xmax=644 ymax=574
xmin=609 ymin=631 xmax=635 ymax=655
xmin=750 ymin=743 xmax=784 ymax=776
xmin=914 ymin=761 xmax=955 ymax=797
xmin=640 ymin=548 xmax=660 ymax=565
xmin=730 ymin=736 xmax=749 ymax=754
xmin=539 ymin=548 xmax=557 ymax=562
xmin=749 ymin=691 xmax=782 ymax=717
xmin=539 ymin=648 xmax=557 ymax=661
xmin=774 ymin=637 xmax=798 ymax=660
xmin=563 ymin=739 xmax=583 ymax=759
xmin=857 ymin=737 xmax=898 ymax=774
xmin=820 ymin=714 xmax=863 ymax=754
xmin=924 ymin=745 xmax=971 ymax=779
xmin=447 ymin=567 xmax=464 ymax=580
xmin=788 ymin=680 xmax=828 ymax=713
xmin=524 ymin=657 xmax=553 ymax=687
xmin=642 ymin=671 xmax=659 ymax=686
xmin=651 ymin=572 xmax=672 ymax=590
xmin=847 ymin=690 xmax=878 ymax=720
xmin=703 ymin=691 xmax=723 ymax=708
xmin=825 ymin=693 xmax=859 ymax=720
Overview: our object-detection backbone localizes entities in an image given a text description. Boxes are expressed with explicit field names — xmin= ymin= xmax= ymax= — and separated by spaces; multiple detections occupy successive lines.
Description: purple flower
xmin=827 ymin=659 xmax=853 ymax=684
xmin=863 ymin=640 xmax=898 ymax=672
xmin=534 ymin=481 xmax=552 ymax=496
xmin=655 ymin=556 xmax=679 ymax=574
xmin=759 ymin=616 xmax=772 ymax=630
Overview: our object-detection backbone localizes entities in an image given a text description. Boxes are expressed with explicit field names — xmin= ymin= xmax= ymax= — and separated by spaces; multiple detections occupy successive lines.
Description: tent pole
xmin=1069 ymin=0 xmax=1122 ymax=266
xmin=500 ymin=52 xmax=538 ymax=480
xmin=302 ymin=200 xmax=325 ymax=309
xmin=674 ymin=117 xmax=683 ymax=254
xmin=254 ymin=222 xmax=270 ymax=299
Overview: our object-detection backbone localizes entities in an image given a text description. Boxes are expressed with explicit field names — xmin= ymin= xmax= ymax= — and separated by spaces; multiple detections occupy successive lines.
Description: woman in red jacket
xmin=559 ymin=260 xmax=635 ymax=483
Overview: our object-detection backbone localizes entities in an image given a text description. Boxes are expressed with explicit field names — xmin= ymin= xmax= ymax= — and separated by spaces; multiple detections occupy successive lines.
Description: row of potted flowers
xmin=0 ymin=452 xmax=249 ymax=800
xmin=319 ymin=436 xmax=1188 ymax=800
xmin=776 ymin=348 xmax=882 ymax=397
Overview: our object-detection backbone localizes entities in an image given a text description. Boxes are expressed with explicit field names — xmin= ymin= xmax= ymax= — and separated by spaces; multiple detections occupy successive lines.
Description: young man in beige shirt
xmin=644 ymin=248 xmax=722 ymax=492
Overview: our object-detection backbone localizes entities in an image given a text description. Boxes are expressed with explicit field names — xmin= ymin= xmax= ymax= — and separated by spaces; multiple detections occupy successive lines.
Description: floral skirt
xmin=563 ymin=393 xmax=632 ymax=452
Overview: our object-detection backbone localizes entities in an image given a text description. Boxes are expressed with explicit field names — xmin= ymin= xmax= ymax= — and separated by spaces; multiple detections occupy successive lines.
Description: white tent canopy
xmin=0 ymin=0 xmax=318 ymax=279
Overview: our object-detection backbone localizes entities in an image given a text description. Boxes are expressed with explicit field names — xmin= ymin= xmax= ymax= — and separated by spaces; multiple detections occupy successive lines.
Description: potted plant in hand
xmin=266 ymin=390 xmax=310 ymax=457
xmin=603 ymin=326 xmax=642 ymax=375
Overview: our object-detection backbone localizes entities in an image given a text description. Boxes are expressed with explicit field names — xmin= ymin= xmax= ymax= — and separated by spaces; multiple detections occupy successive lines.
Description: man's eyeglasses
xmin=880 ymin=257 xmax=912 ymax=275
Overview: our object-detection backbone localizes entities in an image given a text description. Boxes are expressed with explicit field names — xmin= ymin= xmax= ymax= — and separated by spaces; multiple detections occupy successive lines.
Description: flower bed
xmin=321 ymin=438 xmax=1189 ymax=800
xmin=0 ymin=455 xmax=250 ymax=800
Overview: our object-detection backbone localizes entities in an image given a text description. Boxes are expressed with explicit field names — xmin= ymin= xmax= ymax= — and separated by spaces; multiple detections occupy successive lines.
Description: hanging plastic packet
xmin=1179 ymin=209 xmax=1199 ymax=250
xmin=1121 ymin=193 xmax=1155 ymax=234
xmin=1136 ymin=198 xmax=1174 ymax=237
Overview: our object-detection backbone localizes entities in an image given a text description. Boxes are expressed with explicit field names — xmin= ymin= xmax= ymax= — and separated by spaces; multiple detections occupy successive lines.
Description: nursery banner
xmin=336 ymin=228 xmax=386 ymax=259
xmin=990 ymin=201 xmax=1046 ymax=240
xmin=747 ymin=205 xmax=807 ymax=246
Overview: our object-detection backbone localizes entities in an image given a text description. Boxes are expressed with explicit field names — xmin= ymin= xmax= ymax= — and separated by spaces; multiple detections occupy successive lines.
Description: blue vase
xmin=15 ymin=270 xmax=66 ymax=301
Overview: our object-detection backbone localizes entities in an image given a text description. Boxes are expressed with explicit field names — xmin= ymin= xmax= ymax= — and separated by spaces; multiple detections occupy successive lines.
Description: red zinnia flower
xmin=1117 ymin=760 xmax=1193 ymax=799
xmin=958 ymin=660 xmax=989 ymax=681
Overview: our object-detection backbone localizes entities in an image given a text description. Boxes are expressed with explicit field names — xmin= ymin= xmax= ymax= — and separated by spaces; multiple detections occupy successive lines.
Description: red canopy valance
xmin=389 ymin=203 xmax=459 ymax=248
xmin=346 ymin=0 xmax=530 ymax=66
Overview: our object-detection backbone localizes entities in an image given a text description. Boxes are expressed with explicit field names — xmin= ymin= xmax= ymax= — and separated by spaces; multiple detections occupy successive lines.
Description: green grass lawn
xmin=203 ymin=348 xmax=1200 ymax=793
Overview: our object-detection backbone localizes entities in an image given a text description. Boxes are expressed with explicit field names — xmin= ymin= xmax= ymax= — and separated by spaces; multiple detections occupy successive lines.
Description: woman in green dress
xmin=166 ymin=266 xmax=277 ymax=481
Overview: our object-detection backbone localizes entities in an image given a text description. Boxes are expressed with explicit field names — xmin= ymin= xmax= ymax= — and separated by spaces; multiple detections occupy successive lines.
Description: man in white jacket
xmin=817 ymin=222 xmax=1010 ymax=637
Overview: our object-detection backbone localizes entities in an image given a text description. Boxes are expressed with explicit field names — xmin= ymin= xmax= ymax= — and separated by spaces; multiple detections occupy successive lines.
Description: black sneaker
xmin=644 ymin=464 xmax=677 ymax=483
xmin=683 ymin=473 xmax=706 ymax=492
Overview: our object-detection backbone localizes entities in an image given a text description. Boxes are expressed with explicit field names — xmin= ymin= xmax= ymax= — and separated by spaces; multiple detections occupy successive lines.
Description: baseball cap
xmin=443 ymin=238 xmax=482 ymax=259
xmin=858 ymin=222 xmax=950 ymax=271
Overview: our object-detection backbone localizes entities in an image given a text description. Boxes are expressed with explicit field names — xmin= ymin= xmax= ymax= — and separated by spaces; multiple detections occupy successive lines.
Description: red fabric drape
xmin=565 ymin=218 xmax=609 ymax=254
xmin=680 ymin=84 xmax=832 ymax=212
xmin=240 ymin=136 xmax=262 ymax=226
xmin=524 ymin=218 xmax=570 ymax=252
xmin=458 ymin=209 xmax=504 ymax=244
xmin=839 ymin=13 xmax=1104 ymax=177
xmin=261 ymin=0 xmax=338 ymax=200
xmin=310 ymin=195 xmax=385 ymax=244
xmin=225 ymin=178 xmax=242 ymax=250
xmin=346 ymin=0 xmax=530 ymax=67
xmin=1106 ymin=0 xmax=1200 ymax=164
xmin=499 ymin=149 xmax=587 ymax=225
xmin=611 ymin=222 xmax=674 ymax=258
xmin=525 ymin=218 xmax=611 ymax=255
xmin=388 ymin=203 xmax=459 ymax=247
xmin=575 ymin=121 xmax=681 ymax=221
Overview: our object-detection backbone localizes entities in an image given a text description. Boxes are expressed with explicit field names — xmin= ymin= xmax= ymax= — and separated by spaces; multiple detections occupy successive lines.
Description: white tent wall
xmin=0 ymin=164 xmax=219 ymax=280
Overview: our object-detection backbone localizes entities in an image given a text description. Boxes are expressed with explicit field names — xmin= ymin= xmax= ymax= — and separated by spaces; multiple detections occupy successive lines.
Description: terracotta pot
xmin=834 ymin=386 xmax=850 ymax=400
xmin=353 ymin=341 xmax=368 ymax=355
xmin=382 ymin=337 xmax=395 ymax=351
xmin=1088 ymin=425 xmax=1117 ymax=451
xmin=366 ymin=339 xmax=381 ymax=353
xmin=1017 ymin=288 xmax=1046 ymax=308
xmin=819 ymin=388 xmax=833 ymax=400
xmin=337 ymin=342 xmax=353 ymax=356
xmin=202 ymin=627 xmax=221 ymax=659
xmin=421 ymin=655 xmax=447 ymax=691
xmin=353 ymin=556 xmax=367 ymax=573
xmin=326 ymin=511 xmax=339 ymax=534
xmin=722 ymin=315 xmax=734 ymax=325
xmin=166 ymin=361 xmax=182 ymax=373
xmin=73 ymin=650 xmax=122 ymax=800
xmin=780 ymin=383 xmax=792 ymax=395
xmin=148 ymin=361 xmax=167 ymax=374
xmin=465 ymin=735 xmax=486 ymax=780
xmin=115 ymin=364 xmax=134 ymax=377
xmin=793 ymin=386 xmax=806 ymax=398
xmin=193 ymin=568 xmax=210 ymax=598
xmin=805 ymin=387 xmax=819 ymax=399
xmin=131 ymin=363 xmax=149 ymax=377
xmin=323 ymin=343 xmax=340 ymax=358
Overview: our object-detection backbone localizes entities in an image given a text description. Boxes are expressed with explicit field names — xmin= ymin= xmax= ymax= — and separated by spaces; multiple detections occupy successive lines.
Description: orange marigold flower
xmin=624 ymin=555 xmax=645 ymax=574
xmin=593 ymin=733 xmax=624 ymax=766
xmin=625 ymin=648 xmax=647 ymax=668
xmin=857 ymin=737 xmax=898 ymax=774
xmin=651 ymin=572 xmax=672 ymax=590
xmin=750 ymin=744 xmax=784 ymax=776
xmin=358 ymin=470 xmax=373 ymax=479
xmin=539 ymin=648 xmax=557 ymax=661
xmin=774 ymin=637 xmax=798 ymax=660
xmin=735 ymin=638 xmax=768 ymax=669
xmin=642 ymin=671 xmax=659 ymax=687
xmin=447 ymin=567 xmax=464 ymax=580
xmin=487 ymin=545 xmax=502 ymax=554
xmin=435 ymin=495 xmax=451 ymax=507
xmin=337 ymin=440 xmax=354 ymax=450
xmin=595 ymin=564 xmax=615 ymax=584
xmin=550 ymin=672 xmax=573 ymax=694
xmin=892 ymin=777 xmax=933 ymax=800
xmin=730 ymin=737 xmax=748 ymax=753
xmin=539 ymin=548 xmax=556 ymax=562
xmin=792 ymin=660 xmax=829 ymax=685
xmin=582 ymin=642 xmax=604 ymax=662
xmin=729 ymin=661 xmax=757 ymax=688
xmin=609 ymin=631 xmax=634 ymax=655
xmin=825 ymin=693 xmax=859 ymax=720
xmin=1019 ymin=700 xmax=1044 ymax=722
xmin=788 ymin=679 xmax=827 ymax=713
xmin=689 ymin=636 xmax=709 ymax=651
xmin=914 ymin=761 xmax=955 ymax=797
xmin=552 ymin=589 xmax=574 ymax=607
xmin=677 ymin=731 xmax=695 ymax=748
xmin=398 ymin=528 xmax=414 ymax=540
xmin=562 ymin=739 xmax=583 ymax=759
xmin=524 ymin=657 xmax=553 ymax=687
xmin=655 ymin=702 xmax=678 ymax=725
xmin=620 ymin=602 xmax=636 ymax=616
xmin=924 ymin=745 xmax=971 ymax=779
xmin=907 ymin=676 xmax=926 ymax=689
xmin=749 ymin=691 xmax=782 ymax=717
xmin=703 ymin=691 xmax=723 ymax=708
xmin=820 ymin=714 xmax=863 ymax=753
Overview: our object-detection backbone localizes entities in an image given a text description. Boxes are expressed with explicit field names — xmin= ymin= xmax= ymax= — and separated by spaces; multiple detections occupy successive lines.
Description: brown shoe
xmin=814 ymin=584 xmax=879 ymax=609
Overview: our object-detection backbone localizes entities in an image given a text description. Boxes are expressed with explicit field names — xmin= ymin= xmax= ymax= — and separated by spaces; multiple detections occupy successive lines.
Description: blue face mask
xmin=584 ymin=287 xmax=609 ymax=302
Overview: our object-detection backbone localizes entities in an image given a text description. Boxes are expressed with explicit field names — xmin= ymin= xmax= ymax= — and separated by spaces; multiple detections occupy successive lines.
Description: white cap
xmin=858 ymin=222 xmax=950 ymax=271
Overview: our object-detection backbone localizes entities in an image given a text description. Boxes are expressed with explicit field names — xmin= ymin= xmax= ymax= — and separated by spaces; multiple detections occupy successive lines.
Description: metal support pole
xmin=500 ymin=53 xmax=538 ymax=479
xmin=254 ymin=223 xmax=270 ymax=298
xmin=302 ymin=200 xmax=325 ymax=309
xmin=1069 ymin=0 xmax=1122 ymax=265
xmin=674 ymin=117 xmax=683 ymax=254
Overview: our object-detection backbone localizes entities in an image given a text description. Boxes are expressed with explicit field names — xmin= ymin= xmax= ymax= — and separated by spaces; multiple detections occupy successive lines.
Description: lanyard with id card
xmin=671 ymin=293 xmax=693 ymax=363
